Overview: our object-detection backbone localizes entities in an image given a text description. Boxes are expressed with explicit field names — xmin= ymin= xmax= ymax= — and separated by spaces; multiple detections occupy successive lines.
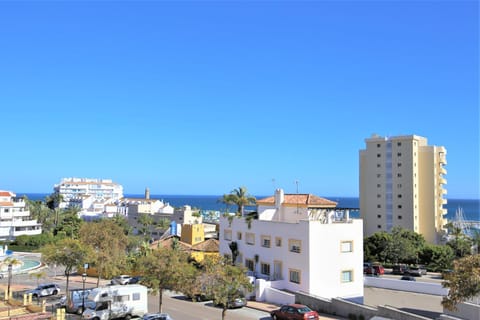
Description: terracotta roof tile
xmin=0 ymin=191 xmax=13 ymax=197
xmin=256 ymin=194 xmax=337 ymax=207
xmin=191 ymin=239 xmax=219 ymax=252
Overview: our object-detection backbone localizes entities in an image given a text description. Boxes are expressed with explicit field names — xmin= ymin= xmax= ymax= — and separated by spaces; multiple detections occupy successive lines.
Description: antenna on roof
xmin=295 ymin=180 xmax=299 ymax=214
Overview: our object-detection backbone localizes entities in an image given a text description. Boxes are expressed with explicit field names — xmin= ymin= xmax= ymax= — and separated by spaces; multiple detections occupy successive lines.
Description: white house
xmin=0 ymin=190 xmax=42 ymax=240
xmin=54 ymin=177 xmax=124 ymax=214
xmin=219 ymin=188 xmax=364 ymax=304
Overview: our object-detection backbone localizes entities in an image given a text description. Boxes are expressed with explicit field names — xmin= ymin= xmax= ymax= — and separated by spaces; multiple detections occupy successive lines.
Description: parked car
xmin=364 ymin=264 xmax=385 ymax=276
xmin=271 ymin=304 xmax=319 ymax=320
xmin=143 ymin=313 xmax=174 ymax=320
xmin=214 ymin=295 xmax=247 ymax=309
xmin=392 ymin=264 xmax=409 ymax=275
xmin=401 ymin=275 xmax=416 ymax=281
xmin=408 ymin=266 xmax=422 ymax=277
xmin=418 ymin=265 xmax=427 ymax=275
xmin=128 ymin=276 xmax=142 ymax=284
xmin=26 ymin=283 xmax=61 ymax=298
xmin=111 ymin=275 xmax=132 ymax=285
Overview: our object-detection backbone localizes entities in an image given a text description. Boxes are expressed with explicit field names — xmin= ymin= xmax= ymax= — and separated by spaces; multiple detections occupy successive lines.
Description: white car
xmin=111 ymin=275 xmax=132 ymax=285
xmin=27 ymin=283 xmax=61 ymax=298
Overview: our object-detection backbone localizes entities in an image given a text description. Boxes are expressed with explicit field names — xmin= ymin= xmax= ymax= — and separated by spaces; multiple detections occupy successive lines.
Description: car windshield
xmin=298 ymin=306 xmax=312 ymax=313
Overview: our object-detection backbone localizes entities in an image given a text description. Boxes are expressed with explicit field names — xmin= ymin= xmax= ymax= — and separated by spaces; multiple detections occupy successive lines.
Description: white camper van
xmin=82 ymin=284 xmax=148 ymax=320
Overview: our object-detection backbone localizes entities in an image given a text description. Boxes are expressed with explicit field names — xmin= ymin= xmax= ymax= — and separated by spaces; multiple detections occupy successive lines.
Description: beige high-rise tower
xmin=359 ymin=134 xmax=448 ymax=244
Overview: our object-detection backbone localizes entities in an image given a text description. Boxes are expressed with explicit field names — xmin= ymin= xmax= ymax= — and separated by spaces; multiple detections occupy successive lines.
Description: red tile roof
xmin=256 ymin=194 xmax=337 ymax=208
xmin=0 ymin=191 xmax=13 ymax=197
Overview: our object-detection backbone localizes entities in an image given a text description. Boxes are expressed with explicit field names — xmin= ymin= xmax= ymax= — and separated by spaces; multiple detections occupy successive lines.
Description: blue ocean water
xmin=21 ymin=193 xmax=479 ymax=222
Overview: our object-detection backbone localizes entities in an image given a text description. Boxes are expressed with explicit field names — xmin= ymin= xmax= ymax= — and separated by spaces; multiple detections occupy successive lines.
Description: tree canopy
xmin=442 ymin=254 xmax=480 ymax=310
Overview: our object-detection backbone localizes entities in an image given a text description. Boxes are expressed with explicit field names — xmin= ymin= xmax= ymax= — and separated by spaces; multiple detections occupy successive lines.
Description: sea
xmin=19 ymin=193 xmax=480 ymax=222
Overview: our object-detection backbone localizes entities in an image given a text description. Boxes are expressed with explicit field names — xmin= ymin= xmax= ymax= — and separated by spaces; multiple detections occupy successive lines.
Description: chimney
xmin=275 ymin=189 xmax=284 ymax=208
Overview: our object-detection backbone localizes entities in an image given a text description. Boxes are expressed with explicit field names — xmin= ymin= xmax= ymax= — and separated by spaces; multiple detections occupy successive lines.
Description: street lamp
xmin=82 ymin=273 xmax=87 ymax=313
xmin=7 ymin=264 xmax=12 ymax=301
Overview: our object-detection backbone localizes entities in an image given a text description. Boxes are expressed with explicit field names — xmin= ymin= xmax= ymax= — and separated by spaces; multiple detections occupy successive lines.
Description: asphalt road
xmin=3 ymin=261 xmax=447 ymax=320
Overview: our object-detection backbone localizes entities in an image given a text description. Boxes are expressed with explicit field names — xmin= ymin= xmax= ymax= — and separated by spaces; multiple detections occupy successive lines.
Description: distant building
xmin=359 ymin=134 xmax=448 ymax=244
xmin=219 ymin=188 xmax=364 ymax=303
xmin=0 ymin=190 xmax=42 ymax=240
xmin=54 ymin=177 xmax=124 ymax=214
xmin=124 ymin=188 xmax=201 ymax=240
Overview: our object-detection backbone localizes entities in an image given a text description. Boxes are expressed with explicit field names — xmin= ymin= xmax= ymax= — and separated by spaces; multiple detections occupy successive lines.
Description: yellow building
xmin=359 ymin=134 xmax=448 ymax=244
xmin=150 ymin=223 xmax=219 ymax=262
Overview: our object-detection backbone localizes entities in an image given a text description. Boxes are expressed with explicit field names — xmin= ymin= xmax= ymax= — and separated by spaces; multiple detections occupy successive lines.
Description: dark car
xmin=271 ymin=304 xmax=319 ymax=320
xmin=401 ymin=275 xmax=416 ymax=281
xmin=128 ymin=276 xmax=143 ymax=284
xmin=392 ymin=264 xmax=409 ymax=275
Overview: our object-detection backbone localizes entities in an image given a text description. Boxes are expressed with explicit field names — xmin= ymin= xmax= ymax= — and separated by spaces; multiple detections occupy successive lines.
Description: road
xmin=2 ymin=261 xmax=447 ymax=320
xmin=3 ymin=266 xmax=271 ymax=320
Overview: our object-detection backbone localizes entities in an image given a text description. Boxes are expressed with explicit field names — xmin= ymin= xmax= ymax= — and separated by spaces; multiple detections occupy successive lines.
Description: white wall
xmin=219 ymin=216 xmax=363 ymax=300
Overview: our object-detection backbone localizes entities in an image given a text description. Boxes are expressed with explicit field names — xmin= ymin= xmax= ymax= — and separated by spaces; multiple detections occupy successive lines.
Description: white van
xmin=82 ymin=284 xmax=148 ymax=320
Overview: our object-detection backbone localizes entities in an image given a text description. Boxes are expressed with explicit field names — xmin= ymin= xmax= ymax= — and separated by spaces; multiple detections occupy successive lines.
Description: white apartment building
xmin=53 ymin=177 xmax=124 ymax=214
xmin=219 ymin=189 xmax=364 ymax=303
xmin=359 ymin=134 xmax=448 ymax=244
xmin=0 ymin=190 xmax=42 ymax=240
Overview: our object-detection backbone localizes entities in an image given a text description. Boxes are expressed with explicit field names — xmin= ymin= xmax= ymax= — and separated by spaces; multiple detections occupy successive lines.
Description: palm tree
xmin=224 ymin=187 xmax=256 ymax=216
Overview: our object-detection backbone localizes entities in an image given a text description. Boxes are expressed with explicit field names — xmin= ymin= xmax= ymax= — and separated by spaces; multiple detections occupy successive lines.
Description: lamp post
xmin=7 ymin=264 xmax=12 ymax=301
xmin=82 ymin=273 xmax=87 ymax=313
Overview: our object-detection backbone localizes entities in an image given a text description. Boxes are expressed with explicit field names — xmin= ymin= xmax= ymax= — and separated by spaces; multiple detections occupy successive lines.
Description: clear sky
xmin=1 ymin=1 xmax=478 ymax=198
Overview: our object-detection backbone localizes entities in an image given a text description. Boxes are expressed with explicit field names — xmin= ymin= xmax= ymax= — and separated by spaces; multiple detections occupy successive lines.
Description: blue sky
xmin=1 ymin=1 xmax=478 ymax=198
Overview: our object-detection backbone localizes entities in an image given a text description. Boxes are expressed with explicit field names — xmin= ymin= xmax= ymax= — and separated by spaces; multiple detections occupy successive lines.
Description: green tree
xmin=138 ymin=213 xmax=154 ymax=241
xmin=364 ymin=231 xmax=391 ymax=263
xmin=27 ymin=199 xmax=56 ymax=232
xmin=203 ymin=256 xmax=253 ymax=320
xmin=54 ymin=207 xmax=83 ymax=239
xmin=418 ymin=244 xmax=454 ymax=272
xmin=79 ymin=219 xmax=129 ymax=287
xmin=45 ymin=192 xmax=64 ymax=210
xmin=223 ymin=187 xmax=256 ymax=216
xmin=442 ymin=254 xmax=480 ymax=310
xmin=385 ymin=227 xmax=424 ymax=264
xmin=41 ymin=238 xmax=92 ymax=300
xmin=137 ymin=246 xmax=191 ymax=312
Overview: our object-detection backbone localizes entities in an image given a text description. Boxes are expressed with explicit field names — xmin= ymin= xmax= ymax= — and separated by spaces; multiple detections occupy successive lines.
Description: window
xmin=397 ymin=152 xmax=402 ymax=157
xmin=398 ymin=194 xmax=402 ymax=198
xmin=237 ymin=232 xmax=242 ymax=240
xmin=261 ymin=235 xmax=271 ymax=248
xmin=340 ymin=241 xmax=353 ymax=253
xmin=377 ymin=184 xmax=381 ymax=188
xmin=398 ymin=205 xmax=402 ymax=209
xmin=397 ymin=142 xmax=402 ymax=146
xmin=224 ymin=229 xmax=232 ymax=241
xmin=377 ymin=153 xmax=381 ymax=158
xmin=245 ymin=259 xmax=254 ymax=272
xmin=377 ymin=194 xmax=381 ymax=198
xmin=377 ymin=163 xmax=381 ymax=168
xmin=377 ymin=225 xmax=382 ymax=229
xmin=377 ymin=174 xmax=381 ymax=178
xmin=397 ymin=173 xmax=402 ymax=178
xmin=261 ymin=262 xmax=270 ymax=276
xmin=398 ymin=163 xmax=402 ymax=167
xmin=275 ymin=237 xmax=282 ymax=247
xmin=377 ymin=143 xmax=380 ymax=148
xmin=289 ymin=269 xmax=300 ymax=284
xmin=341 ymin=270 xmax=353 ymax=283
xmin=246 ymin=232 xmax=255 ymax=245
xmin=397 ymin=184 xmax=402 ymax=188
xmin=377 ymin=204 xmax=381 ymax=208
xmin=377 ymin=214 xmax=382 ymax=218
xmin=398 ymin=215 xmax=403 ymax=220
xmin=289 ymin=239 xmax=301 ymax=253
xmin=132 ymin=293 xmax=141 ymax=301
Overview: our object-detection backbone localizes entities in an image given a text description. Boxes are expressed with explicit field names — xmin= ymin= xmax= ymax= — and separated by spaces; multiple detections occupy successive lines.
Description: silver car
xmin=27 ymin=283 xmax=61 ymax=298
xmin=143 ymin=313 xmax=174 ymax=320
xmin=110 ymin=275 xmax=132 ymax=285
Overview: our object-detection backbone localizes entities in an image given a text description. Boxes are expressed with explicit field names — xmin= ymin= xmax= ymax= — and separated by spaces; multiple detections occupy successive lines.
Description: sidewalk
xmin=247 ymin=300 xmax=347 ymax=319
